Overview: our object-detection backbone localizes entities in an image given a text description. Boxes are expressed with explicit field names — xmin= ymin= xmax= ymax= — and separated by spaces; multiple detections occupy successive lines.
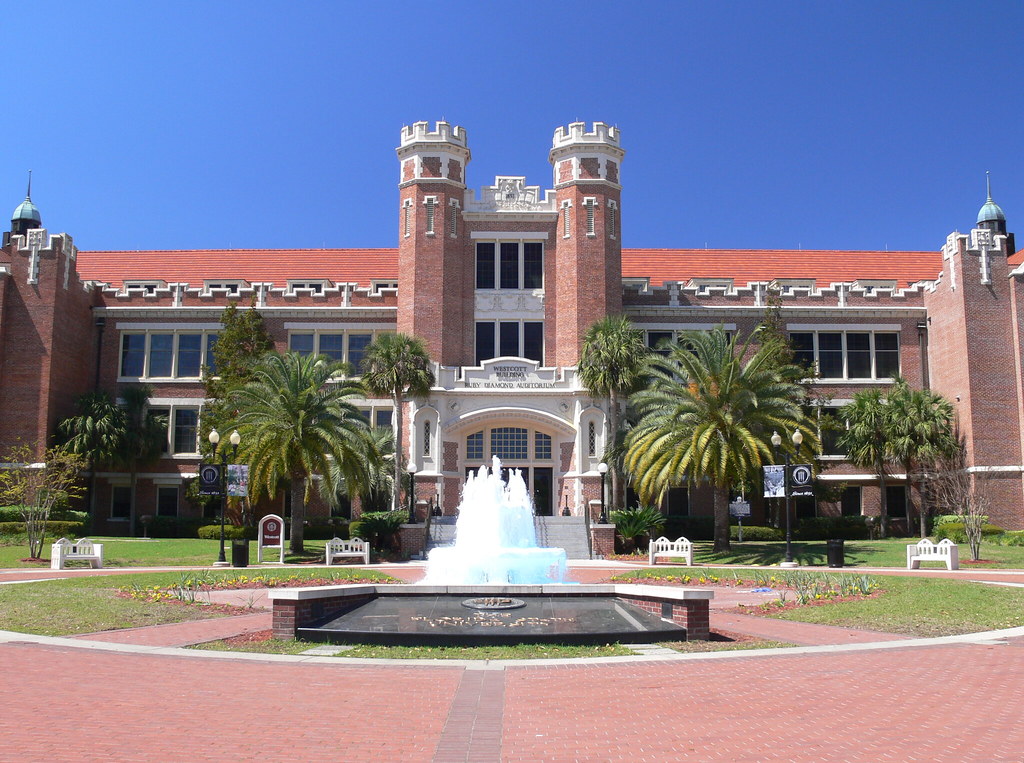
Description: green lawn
xmin=690 ymin=538 xmax=1024 ymax=568
xmin=0 ymin=568 xmax=396 ymax=636
xmin=0 ymin=536 xmax=340 ymax=568
xmin=767 ymin=575 xmax=1024 ymax=637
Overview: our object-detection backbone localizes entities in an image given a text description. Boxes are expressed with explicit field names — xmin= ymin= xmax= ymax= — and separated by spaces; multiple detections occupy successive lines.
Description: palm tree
xmin=58 ymin=391 xmax=127 ymax=516
xmin=325 ymin=426 xmax=394 ymax=516
xmin=884 ymin=378 xmax=957 ymax=538
xmin=839 ymin=388 xmax=893 ymax=538
xmin=625 ymin=328 xmax=815 ymax=552
xmin=230 ymin=352 xmax=371 ymax=553
xmin=361 ymin=333 xmax=435 ymax=513
xmin=578 ymin=315 xmax=649 ymax=512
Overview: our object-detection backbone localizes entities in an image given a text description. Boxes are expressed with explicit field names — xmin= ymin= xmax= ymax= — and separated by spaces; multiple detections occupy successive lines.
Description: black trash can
xmin=231 ymin=539 xmax=249 ymax=568
xmin=826 ymin=538 xmax=845 ymax=568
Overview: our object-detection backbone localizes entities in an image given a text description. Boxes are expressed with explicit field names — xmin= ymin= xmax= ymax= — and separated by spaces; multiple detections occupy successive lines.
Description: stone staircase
xmin=425 ymin=515 xmax=592 ymax=559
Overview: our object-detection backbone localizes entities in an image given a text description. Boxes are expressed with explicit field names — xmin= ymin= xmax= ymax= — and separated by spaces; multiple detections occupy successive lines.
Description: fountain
xmin=280 ymin=457 xmax=713 ymax=645
xmin=422 ymin=456 xmax=568 ymax=584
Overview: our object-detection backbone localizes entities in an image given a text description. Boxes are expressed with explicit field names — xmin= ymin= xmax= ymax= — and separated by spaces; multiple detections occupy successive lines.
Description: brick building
xmin=1 ymin=121 xmax=1021 ymax=536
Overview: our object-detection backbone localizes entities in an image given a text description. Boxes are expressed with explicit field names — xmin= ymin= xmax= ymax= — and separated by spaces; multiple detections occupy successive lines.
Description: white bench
xmin=325 ymin=537 xmax=370 ymax=565
xmin=907 ymin=538 xmax=959 ymax=570
xmin=51 ymin=537 xmax=104 ymax=570
xmin=649 ymin=536 xmax=694 ymax=566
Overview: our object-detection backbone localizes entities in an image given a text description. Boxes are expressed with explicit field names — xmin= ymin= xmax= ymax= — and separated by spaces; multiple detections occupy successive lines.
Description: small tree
xmin=0 ymin=445 xmax=86 ymax=559
xmin=839 ymin=388 xmax=893 ymax=538
xmin=928 ymin=440 xmax=988 ymax=561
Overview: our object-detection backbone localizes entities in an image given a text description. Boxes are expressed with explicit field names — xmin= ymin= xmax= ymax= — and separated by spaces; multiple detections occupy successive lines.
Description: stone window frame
xmin=474 ymin=320 xmax=544 ymax=365
xmin=424 ymin=196 xmax=438 ymax=236
xmin=118 ymin=330 xmax=219 ymax=380
xmin=607 ymin=199 xmax=618 ymax=240
xmin=145 ymin=402 xmax=201 ymax=456
xmin=583 ymin=197 xmax=597 ymax=237
xmin=788 ymin=329 xmax=901 ymax=381
xmin=286 ymin=329 xmax=379 ymax=373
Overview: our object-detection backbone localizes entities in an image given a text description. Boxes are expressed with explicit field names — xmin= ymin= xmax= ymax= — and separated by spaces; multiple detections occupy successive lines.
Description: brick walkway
xmin=3 ymin=562 xmax=1024 ymax=761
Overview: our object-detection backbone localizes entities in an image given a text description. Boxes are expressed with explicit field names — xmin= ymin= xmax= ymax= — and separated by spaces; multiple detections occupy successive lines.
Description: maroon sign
xmin=261 ymin=516 xmax=282 ymax=546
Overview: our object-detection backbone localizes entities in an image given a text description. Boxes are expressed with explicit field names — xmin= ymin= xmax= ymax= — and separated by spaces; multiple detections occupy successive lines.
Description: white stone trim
xmin=115 ymin=322 xmax=222 ymax=330
xmin=470 ymin=231 xmax=549 ymax=240
xmin=786 ymin=323 xmax=903 ymax=331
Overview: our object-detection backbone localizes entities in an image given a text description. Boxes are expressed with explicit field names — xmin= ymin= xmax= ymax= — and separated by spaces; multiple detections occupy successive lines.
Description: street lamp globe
xmin=229 ymin=430 xmax=241 ymax=447
xmin=598 ymin=462 xmax=608 ymax=474
xmin=208 ymin=429 xmax=220 ymax=446
xmin=407 ymin=461 xmax=417 ymax=474
xmin=771 ymin=430 xmax=782 ymax=448
xmin=792 ymin=430 xmax=803 ymax=447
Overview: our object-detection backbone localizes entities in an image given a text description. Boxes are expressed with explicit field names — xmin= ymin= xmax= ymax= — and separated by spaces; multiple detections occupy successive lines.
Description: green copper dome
xmin=977 ymin=172 xmax=1006 ymax=224
xmin=12 ymin=196 xmax=41 ymax=225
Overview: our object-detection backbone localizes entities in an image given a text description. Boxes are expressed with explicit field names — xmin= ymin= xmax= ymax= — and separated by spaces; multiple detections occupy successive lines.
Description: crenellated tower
xmin=548 ymin=122 xmax=624 ymax=367
xmin=396 ymin=121 xmax=471 ymax=365
xmin=925 ymin=178 xmax=1023 ymax=528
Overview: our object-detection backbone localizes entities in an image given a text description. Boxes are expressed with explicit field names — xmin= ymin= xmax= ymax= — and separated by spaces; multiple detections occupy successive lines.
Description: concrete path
xmin=3 ymin=562 xmax=1024 ymax=761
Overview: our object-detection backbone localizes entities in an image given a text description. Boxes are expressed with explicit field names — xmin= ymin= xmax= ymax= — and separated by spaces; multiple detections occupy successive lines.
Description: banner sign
xmin=227 ymin=464 xmax=249 ymax=497
xmin=790 ymin=464 xmax=814 ymax=498
xmin=198 ymin=463 xmax=222 ymax=496
xmin=763 ymin=465 xmax=786 ymax=498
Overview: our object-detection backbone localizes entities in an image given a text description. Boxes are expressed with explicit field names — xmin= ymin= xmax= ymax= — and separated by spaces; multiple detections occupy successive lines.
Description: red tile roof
xmin=75 ymin=249 xmax=399 ymax=289
xmin=621 ymin=248 xmax=942 ymax=289
xmin=76 ymin=246 xmax=944 ymax=290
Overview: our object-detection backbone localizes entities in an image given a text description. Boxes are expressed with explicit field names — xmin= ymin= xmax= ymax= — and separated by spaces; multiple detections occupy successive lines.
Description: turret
xmin=6 ymin=172 xmax=42 ymax=246
xmin=396 ymin=121 xmax=472 ymax=365
xmin=547 ymin=122 xmax=625 ymax=366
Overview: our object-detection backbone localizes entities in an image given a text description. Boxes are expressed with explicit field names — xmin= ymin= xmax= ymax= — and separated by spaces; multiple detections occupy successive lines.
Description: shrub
xmin=995 ymin=531 xmax=1024 ymax=547
xmin=0 ymin=521 xmax=86 ymax=537
xmin=351 ymin=511 xmax=406 ymax=549
xmin=795 ymin=516 xmax=871 ymax=541
xmin=933 ymin=521 xmax=1004 ymax=543
xmin=146 ymin=516 xmax=210 ymax=538
xmin=611 ymin=505 xmax=666 ymax=550
xmin=197 ymin=524 xmax=252 ymax=540
xmin=730 ymin=524 xmax=783 ymax=541
xmin=662 ymin=516 xmax=715 ymax=541
xmin=304 ymin=519 xmax=349 ymax=540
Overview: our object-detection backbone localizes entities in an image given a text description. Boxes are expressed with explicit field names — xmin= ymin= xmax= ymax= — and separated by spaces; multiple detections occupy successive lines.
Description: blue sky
xmin=5 ymin=2 xmax=1022 ymax=253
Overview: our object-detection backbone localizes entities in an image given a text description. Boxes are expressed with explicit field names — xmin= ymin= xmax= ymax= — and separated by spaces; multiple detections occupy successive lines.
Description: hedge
xmin=730 ymin=524 xmax=784 ymax=541
xmin=197 ymin=524 xmax=252 ymax=540
xmin=0 ymin=521 xmax=86 ymax=537
xmin=795 ymin=516 xmax=872 ymax=541
xmin=933 ymin=521 xmax=1004 ymax=543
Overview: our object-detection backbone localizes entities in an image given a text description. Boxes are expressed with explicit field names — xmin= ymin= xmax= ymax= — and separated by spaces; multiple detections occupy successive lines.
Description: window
xmin=500 ymin=243 xmax=519 ymax=289
xmin=204 ymin=282 xmax=241 ymax=295
xmin=288 ymin=331 xmax=377 ymax=372
xmin=288 ymin=281 xmax=325 ymax=294
xmin=886 ymin=486 xmax=907 ymax=518
xmin=646 ymin=331 xmax=673 ymax=356
xmin=534 ymin=432 xmax=551 ymax=460
xmin=449 ymin=200 xmax=459 ymax=237
xmin=562 ymin=202 xmax=571 ymax=237
xmin=173 ymin=409 xmax=199 ymax=454
xmin=424 ymin=196 xmax=436 ymax=235
xmin=491 ymin=427 xmax=529 ymax=460
xmin=466 ymin=431 xmax=484 ymax=461
xmin=403 ymin=199 xmax=412 ymax=237
xmin=124 ymin=281 xmax=163 ymax=295
xmin=371 ymin=280 xmax=398 ymax=295
xmin=423 ymin=421 xmax=431 ymax=457
xmin=205 ymin=334 xmax=219 ymax=375
xmin=476 ymin=243 xmax=496 ymax=289
xmin=584 ymin=197 xmax=596 ymax=236
xmin=119 ymin=332 xmax=219 ymax=379
xmin=819 ymin=407 xmax=845 ymax=456
xmin=607 ymin=200 xmax=618 ymax=239
xmin=476 ymin=241 xmax=544 ymax=290
xmin=787 ymin=331 xmax=901 ymax=380
xmin=111 ymin=486 xmax=131 ymax=519
xmin=374 ymin=409 xmax=393 ymax=429
xmin=475 ymin=321 xmax=544 ymax=364
xmin=588 ymin=422 xmax=596 ymax=457
xmin=841 ymin=486 xmax=861 ymax=516
xmin=156 ymin=486 xmax=178 ymax=518
xmin=148 ymin=407 xmax=170 ymax=454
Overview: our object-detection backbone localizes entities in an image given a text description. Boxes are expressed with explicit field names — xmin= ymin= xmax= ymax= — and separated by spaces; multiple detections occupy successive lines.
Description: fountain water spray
xmin=424 ymin=456 xmax=568 ymax=584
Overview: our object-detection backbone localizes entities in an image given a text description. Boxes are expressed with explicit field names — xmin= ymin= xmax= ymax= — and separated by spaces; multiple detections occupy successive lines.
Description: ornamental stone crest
xmin=464 ymin=176 xmax=556 ymax=213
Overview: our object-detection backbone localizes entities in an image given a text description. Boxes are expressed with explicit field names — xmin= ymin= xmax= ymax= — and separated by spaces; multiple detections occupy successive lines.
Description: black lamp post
xmin=208 ymin=428 xmax=240 ymax=566
xmin=407 ymin=461 xmax=417 ymax=524
xmin=598 ymin=462 xmax=609 ymax=524
xmin=771 ymin=429 xmax=803 ymax=568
